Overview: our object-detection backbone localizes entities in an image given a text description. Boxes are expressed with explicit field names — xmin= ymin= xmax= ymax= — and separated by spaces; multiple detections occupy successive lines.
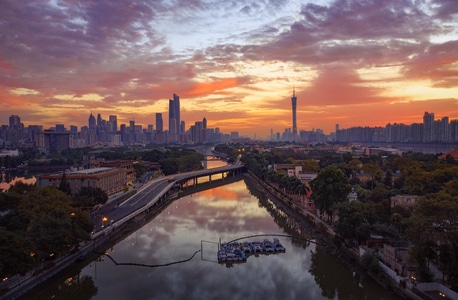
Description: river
xmin=20 ymin=157 xmax=401 ymax=300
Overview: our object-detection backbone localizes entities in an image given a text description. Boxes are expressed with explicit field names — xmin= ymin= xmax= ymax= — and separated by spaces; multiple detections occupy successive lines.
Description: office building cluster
xmin=335 ymin=112 xmax=458 ymax=143
xmin=0 ymin=94 xmax=240 ymax=153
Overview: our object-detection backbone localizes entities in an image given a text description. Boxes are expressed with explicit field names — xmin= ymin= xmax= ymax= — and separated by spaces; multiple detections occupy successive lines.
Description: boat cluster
xmin=217 ymin=238 xmax=286 ymax=264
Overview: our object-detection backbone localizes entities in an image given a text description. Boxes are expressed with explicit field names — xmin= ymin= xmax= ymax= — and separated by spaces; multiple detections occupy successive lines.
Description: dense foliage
xmin=221 ymin=142 xmax=458 ymax=288
xmin=0 ymin=146 xmax=206 ymax=279
xmin=0 ymin=185 xmax=93 ymax=278
xmin=309 ymin=166 xmax=351 ymax=223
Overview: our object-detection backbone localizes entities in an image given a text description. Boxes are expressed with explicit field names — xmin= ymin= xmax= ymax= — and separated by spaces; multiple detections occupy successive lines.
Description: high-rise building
xmin=291 ymin=89 xmax=297 ymax=137
xmin=423 ymin=112 xmax=434 ymax=142
xmin=97 ymin=113 xmax=103 ymax=127
xmin=9 ymin=115 xmax=21 ymax=128
xmin=439 ymin=117 xmax=449 ymax=142
xmin=168 ymin=94 xmax=180 ymax=136
xmin=109 ymin=115 xmax=117 ymax=133
xmin=156 ymin=113 xmax=163 ymax=132
xmin=88 ymin=112 xmax=96 ymax=129
xmin=55 ymin=124 xmax=66 ymax=132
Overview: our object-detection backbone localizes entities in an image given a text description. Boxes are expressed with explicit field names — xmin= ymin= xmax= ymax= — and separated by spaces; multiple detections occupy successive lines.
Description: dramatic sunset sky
xmin=1 ymin=0 xmax=457 ymax=138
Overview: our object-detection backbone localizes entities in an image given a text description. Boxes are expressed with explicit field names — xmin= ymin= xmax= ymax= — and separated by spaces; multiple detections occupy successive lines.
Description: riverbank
xmin=1 ymin=174 xmax=246 ymax=300
xmin=244 ymin=171 xmax=420 ymax=300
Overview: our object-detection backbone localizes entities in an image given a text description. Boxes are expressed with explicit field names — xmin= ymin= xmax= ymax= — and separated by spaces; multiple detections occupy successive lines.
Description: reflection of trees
xmin=244 ymin=178 xmax=314 ymax=249
xmin=32 ymin=273 xmax=98 ymax=300
xmin=309 ymin=247 xmax=363 ymax=299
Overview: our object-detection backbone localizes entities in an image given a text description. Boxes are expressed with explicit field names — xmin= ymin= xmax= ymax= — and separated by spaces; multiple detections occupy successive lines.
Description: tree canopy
xmin=310 ymin=165 xmax=351 ymax=222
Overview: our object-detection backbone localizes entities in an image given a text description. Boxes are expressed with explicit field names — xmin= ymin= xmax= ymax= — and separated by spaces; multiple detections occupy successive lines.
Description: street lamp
xmin=102 ymin=216 xmax=108 ymax=228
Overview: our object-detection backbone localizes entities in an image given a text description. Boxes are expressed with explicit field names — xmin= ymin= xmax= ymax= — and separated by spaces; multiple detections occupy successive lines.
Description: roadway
xmin=92 ymin=158 xmax=244 ymax=234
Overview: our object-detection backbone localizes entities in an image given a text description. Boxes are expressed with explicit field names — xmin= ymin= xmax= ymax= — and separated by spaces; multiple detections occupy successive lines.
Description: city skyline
xmin=1 ymin=0 xmax=458 ymax=138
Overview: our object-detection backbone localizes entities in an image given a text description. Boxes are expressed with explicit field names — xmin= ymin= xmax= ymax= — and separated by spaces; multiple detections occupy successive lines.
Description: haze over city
xmin=1 ymin=0 xmax=457 ymax=138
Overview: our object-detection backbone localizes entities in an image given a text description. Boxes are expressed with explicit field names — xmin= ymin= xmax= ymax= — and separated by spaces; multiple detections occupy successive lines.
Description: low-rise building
xmin=390 ymin=194 xmax=419 ymax=208
xmin=37 ymin=167 xmax=127 ymax=196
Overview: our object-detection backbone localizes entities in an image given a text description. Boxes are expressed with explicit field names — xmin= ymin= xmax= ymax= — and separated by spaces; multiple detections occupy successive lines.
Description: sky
xmin=1 ymin=0 xmax=457 ymax=138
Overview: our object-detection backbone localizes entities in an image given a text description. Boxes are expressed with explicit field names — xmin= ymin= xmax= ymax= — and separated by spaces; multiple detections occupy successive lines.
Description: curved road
xmin=93 ymin=158 xmax=244 ymax=234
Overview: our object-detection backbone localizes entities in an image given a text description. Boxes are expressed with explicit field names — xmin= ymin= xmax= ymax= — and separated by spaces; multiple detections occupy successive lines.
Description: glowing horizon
xmin=1 ymin=0 xmax=457 ymax=139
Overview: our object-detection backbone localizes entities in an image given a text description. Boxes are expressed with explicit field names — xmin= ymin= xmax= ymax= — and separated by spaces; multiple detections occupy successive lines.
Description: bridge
xmin=92 ymin=158 xmax=244 ymax=238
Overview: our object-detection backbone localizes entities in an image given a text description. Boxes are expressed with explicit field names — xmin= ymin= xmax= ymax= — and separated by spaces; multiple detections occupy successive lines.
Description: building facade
xmin=37 ymin=167 xmax=127 ymax=196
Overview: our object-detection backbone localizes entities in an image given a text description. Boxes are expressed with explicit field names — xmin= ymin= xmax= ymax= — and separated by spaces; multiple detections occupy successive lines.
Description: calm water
xmin=24 ymin=176 xmax=401 ymax=300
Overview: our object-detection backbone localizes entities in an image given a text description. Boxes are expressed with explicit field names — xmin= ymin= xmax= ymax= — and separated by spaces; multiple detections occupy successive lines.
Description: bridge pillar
xmin=209 ymin=174 xmax=212 ymax=183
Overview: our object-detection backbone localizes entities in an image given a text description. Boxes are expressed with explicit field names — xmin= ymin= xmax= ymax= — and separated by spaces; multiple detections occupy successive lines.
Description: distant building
xmin=390 ymin=194 xmax=419 ymax=208
xmin=35 ymin=131 xmax=74 ymax=154
xmin=37 ymin=167 xmax=127 ymax=196
xmin=90 ymin=160 xmax=135 ymax=184
xmin=169 ymin=93 xmax=180 ymax=142
xmin=346 ymin=188 xmax=358 ymax=202
xmin=156 ymin=113 xmax=163 ymax=132
xmin=0 ymin=149 xmax=19 ymax=157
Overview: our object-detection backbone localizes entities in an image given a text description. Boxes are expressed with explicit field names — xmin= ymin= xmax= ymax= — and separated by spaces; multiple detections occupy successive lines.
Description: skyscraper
xmin=109 ymin=115 xmax=118 ymax=133
xmin=88 ymin=112 xmax=96 ymax=129
xmin=9 ymin=115 xmax=21 ymax=128
xmin=169 ymin=93 xmax=180 ymax=135
xmin=156 ymin=113 xmax=163 ymax=132
xmin=291 ymin=88 xmax=297 ymax=137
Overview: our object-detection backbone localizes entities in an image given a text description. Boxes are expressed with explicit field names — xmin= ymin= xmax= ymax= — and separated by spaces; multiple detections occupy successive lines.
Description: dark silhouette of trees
xmin=0 ymin=185 xmax=93 ymax=278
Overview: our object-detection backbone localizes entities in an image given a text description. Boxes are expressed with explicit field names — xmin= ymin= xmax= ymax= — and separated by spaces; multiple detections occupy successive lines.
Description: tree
xmin=59 ymin=172 xmax=72 ymax=195
xmin=74 ymin=187 xmax=108 ymax=207
xmin=300 ymin=159 xmax=320 ymax=172
xmin=18 ymin=186 xmax=93 ymax=257
xmin=310 ymin=166 xmax=351 ymax=223
xmin=362 ymin=162 xmax=383 ymax=190
xmin=407 ymin=192 xmax=458 ymax=285
xmin=0 ymin=227 xmax=38 ymax=277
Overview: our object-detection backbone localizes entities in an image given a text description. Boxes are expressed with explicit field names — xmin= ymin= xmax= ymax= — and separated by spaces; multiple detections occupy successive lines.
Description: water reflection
xmin=23 ymin=179 xmax=401 ymax=300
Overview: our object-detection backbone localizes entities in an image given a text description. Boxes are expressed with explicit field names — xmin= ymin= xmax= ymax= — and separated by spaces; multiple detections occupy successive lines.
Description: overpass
xmin=92 ymin=159 xmax=245 ymax=238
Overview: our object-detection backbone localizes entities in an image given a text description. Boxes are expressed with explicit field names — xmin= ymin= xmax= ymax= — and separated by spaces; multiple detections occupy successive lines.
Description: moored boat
xmin=263 ymin=239 xmax=274 ymax=253
xmin=241 ymin=241 xmax=252 ymax=254
xmin=273 ymin=238 xmax=286 ymax=253
xmin=251 ymin=241 xmax=263 ymax=254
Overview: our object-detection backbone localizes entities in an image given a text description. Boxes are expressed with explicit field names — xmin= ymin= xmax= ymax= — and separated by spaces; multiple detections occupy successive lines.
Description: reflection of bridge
xmin=0 ymin=159 xmax=245 ymax=300
xmin=92 ymin=159 xmax=245 ymax=238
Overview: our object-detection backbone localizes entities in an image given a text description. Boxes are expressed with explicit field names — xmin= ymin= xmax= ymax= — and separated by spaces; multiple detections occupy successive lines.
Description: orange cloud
xmin=298 ymin=68 xmax=386 ymax=106
xmin=187 ymin=78 xmax=239 ymax=96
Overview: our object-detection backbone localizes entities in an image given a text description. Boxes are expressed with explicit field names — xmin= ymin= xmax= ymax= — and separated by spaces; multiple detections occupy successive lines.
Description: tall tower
xmin=88 ymin=112 xmax=96 ymax=129
xmin=291 ymin=88 xmax=297 ymax=137
xmin=109 ymin=115 xmax=118 ymax=133
xmin=156 ymin=113 xmax=163 ymax=132
xmin=168 ymin=94 xmax=180 ymax=135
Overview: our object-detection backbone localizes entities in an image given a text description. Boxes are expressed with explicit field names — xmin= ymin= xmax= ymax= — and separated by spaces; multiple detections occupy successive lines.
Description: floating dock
xmin=217 ymin=238 xmax=286 ymax=265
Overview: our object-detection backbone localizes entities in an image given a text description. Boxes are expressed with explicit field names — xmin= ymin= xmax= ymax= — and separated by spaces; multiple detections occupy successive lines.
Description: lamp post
xmin=102 ymin=216 xmax=108 ymax=228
